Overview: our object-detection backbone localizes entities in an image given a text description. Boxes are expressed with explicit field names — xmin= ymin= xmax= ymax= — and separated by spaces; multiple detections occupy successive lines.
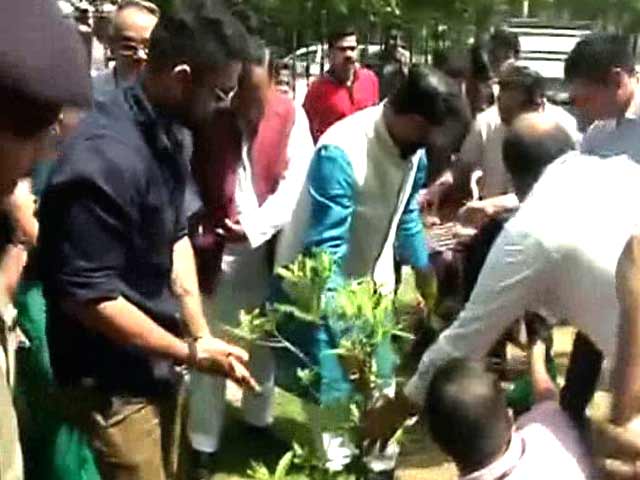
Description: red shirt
xmin=303 ymin=67 xmax=379 ymax=143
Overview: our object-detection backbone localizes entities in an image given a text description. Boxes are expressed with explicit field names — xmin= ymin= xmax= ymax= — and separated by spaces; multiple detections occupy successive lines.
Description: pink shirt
xmin=460 ymin=401 xmax=592 ymax=480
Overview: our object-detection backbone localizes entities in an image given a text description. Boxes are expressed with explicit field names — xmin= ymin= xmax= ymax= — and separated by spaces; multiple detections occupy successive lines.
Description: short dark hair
xmin=489 ymin=29 xmax=520 ymax=57
xmin=425 ymin=358 xmax=511 ymax=472
xmin=328 ymin=25 xmax=357 ymax=48
xmin=246 ymin=36 xmax=267 ymax=66
xmin=147 ymin=0 xmax=250 ymax=73
xmin=499 ymin=64 xmax=546 ymax=105
xmin=565 ymin=33 xmax=635 ymax=84
xmin=503 ymin=118 xmax=575 ymax=190
xmin=432 ymin=48 xmax=471 ymax=81
xmin=388 ymin=65 xmax=470 ymax=127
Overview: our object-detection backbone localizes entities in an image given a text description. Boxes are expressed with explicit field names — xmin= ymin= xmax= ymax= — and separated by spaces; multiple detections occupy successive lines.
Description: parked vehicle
xmin=283 ymin=43 xmax=382 ymax=78
xmin=505 ymin=18 xmax=593 ymax=104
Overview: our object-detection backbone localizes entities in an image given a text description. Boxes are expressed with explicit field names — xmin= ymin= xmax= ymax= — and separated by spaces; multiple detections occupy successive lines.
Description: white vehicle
xmin=283 ymin=43 xmax=382 ymax=78
xmin=506 ymin=19 xmax=593 ymax=103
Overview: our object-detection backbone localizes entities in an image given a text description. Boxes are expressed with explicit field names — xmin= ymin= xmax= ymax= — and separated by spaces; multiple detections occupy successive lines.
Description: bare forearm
xmin=67 ymin=296 xmax=189 ymax=364
xmin=612 ymin=234 xmax=640 ymax=424
xmin=172 ymin=236 xmax=210 ymax=338
xmin=529 ymin=340 xmax=558 ymax=403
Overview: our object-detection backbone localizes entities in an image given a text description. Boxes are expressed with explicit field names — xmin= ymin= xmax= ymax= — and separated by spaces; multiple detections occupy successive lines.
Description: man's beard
xmin=333 ymin=62 xmax=355 ymax=84
xmin=399 ymin=143 xmax=422 ymax=159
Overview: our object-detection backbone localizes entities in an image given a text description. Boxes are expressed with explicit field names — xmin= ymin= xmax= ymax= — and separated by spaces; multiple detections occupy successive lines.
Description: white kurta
xmin=188 ymin=105 xmax=314 ymax=453
xmin=459 ymin=103 xmax=581 ymax=198
xmin=405 ymin=152 xmax=640 ymax=405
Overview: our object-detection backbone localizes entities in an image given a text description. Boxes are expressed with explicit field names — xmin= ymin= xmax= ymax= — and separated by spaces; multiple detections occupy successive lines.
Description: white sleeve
xmin=238 ymin=106 xmax=315 ymax=248
xmin=458 ymin=118 xmax=485 ymax=169
xmin=404 ymin=225 xmax=551 ymax=405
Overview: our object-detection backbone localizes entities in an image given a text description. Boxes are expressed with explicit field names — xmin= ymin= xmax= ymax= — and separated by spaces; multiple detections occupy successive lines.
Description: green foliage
xmin=238 ymin=249 xmax=412 ymax=478
xmin=276 ymin=249 xmax=335 ymax=322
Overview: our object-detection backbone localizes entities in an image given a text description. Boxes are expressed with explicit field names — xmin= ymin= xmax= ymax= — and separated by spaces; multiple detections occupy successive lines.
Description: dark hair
xmin=389 ymin=65 xmax=470 ymax=127
xmin=0 ymin=87 xmax=61 ymax=138
xmin=425 ymin=358 xmax=511 ymax=472
xmin=503 ymin=119 xmax=575 ymax=191
xmin=328 ymin=25 xmax=357 ymax=48
xmin=432 ymin=48 xmax=471 ymax=81
xmin=565 ymin=33 xmax=635 ymax=84
xmin=246 ymin=36 xmax=267 ymax=66
xmin=499 ymin=64 xmax=546 ymax=105
xmin=489 ymin=29 xmax=520 ymax=57
xmin=147 ymin=0 xmax=250 ymax=72
xmin=470 ymin=41 xmax=493 ymax=82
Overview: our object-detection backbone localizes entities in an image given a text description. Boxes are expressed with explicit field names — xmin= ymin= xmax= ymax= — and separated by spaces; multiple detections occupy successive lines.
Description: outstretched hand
xmin=362 ymin=391 xmax=417 ymax=453
xmin=194 ymin=335 xmax=260 ymax=392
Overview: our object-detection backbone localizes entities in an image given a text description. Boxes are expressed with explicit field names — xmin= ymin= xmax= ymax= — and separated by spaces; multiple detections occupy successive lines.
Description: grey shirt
xmin=581 ymin=88 xmax=640 ymax=162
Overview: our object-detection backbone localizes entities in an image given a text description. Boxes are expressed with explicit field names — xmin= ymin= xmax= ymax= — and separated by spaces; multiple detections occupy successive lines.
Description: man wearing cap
xmin=39 ymin=2 xmax=259 ymax=479
xmin=0 ymin=0 xmax=92 ymax=478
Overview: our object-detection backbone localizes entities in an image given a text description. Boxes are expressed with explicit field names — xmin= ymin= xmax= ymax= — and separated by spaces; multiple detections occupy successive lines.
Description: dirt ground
xmin=211 ymin=326 xmax=603 ymax=480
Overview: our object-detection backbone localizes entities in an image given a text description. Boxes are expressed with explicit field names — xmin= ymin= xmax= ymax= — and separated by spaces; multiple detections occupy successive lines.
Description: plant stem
xmin=273 ymin=329 xmax=315 ymax=369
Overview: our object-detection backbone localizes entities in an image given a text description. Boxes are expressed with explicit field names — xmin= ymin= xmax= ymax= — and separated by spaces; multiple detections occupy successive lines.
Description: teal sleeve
xmin=394 ymin=151 xmax=429 ymax=270
xmin=303 ymin=144 xmax=355 ymax=291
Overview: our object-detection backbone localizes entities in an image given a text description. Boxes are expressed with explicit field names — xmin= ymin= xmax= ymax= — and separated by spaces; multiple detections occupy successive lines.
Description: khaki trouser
xmin=0 ymin=313 xmax=24 ymax=480
xmin=62 ymin=386 xmax=183 ymax=480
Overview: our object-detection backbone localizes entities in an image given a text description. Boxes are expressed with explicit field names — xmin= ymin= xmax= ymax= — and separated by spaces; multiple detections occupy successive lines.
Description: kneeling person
xmin=426 ymin=344 xmax=592 ymax=479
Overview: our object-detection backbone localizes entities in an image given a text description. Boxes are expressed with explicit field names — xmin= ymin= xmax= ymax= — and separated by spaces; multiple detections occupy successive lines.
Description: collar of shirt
xmin=123 ymin=82 xmax=185 ymax=163
xmin=459 ymin=431 xmax=526 ymax=480
xmin=327 ymin=64 xmax=362 ymax=87
xmin=623 ymin=85 xmax=640 ymax=121
xmin=373 ymin=102 xmax=422 ymax=165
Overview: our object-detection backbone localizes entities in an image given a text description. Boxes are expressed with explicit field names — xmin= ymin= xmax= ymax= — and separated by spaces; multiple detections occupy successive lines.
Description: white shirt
xmin=91 ymin=67 xmax=117 ymax=104
xmin=405 ymin=152 xmax=640 ymax=405
xmin=235 ymin=105 xmax=315 ymax=248
xmin=581 ymin=87 xmax=640 ymax=162
xmin=460 ymin=401 xmax=590 ymax=480
xmin=460 ymin=104 xmax=581 ymax=198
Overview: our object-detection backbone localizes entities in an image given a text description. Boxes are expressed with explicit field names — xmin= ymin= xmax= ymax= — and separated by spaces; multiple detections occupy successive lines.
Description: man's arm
xmin=529 ymin=340 xmax=558 ymax=403
xmin=364 ymin=226 xmax=548 ymax=441
xmin=302 ymin=144 xmax=355 ymax=290
xmin=394 ymin=153 xmax=433 ymax=303
xmin=612 ymin=233 xmax=640 ymax=425
xmin=65 ymin=296 xmax=255 ymax=387
xmin=172 ymin=235 xmax=210 ymax=339
xmin=302 ymin=82 xmax=321 ymax=144
xmin=404 ymin=229 xmax=549 ymax=406
xmin=395 ymin=152 xmax=429 ymax=272
xmin=40 ymin=167 xmax=255 ymax=389
xmin=238 ymin=107 xmax=315 ymax=248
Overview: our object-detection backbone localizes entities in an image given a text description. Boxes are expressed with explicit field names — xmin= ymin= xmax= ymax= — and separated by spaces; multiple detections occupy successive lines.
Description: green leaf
xmin=274 ymin=451 xmax=295 ymax=480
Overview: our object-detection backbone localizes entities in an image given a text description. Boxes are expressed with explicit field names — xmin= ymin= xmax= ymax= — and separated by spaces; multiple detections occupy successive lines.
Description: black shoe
xmin=367 ymin=470 xmax=395 ymax=480
xmin=190 ymin=449 xmax=216 ymax=480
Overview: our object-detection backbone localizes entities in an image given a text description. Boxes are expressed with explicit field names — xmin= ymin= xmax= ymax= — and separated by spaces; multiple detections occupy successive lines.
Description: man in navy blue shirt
xmin=39 ymin=2 xmax=257 ymax=479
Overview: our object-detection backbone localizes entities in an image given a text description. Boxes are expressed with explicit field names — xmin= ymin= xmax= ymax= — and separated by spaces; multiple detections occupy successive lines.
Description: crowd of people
xmin=3 ymin=1 xmax=640 ymax=480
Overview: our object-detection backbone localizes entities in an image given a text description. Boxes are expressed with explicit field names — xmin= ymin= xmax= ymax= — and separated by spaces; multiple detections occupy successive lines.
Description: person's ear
xmin=171 ymin=64 xmax=193 ymax=89
xmin=609 ymin=68 xmax=627 ymax=90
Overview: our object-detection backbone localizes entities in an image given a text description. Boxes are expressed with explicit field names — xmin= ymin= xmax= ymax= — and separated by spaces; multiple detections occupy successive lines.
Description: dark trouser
xmin=62 ymin=389 xmax=181 ymax=480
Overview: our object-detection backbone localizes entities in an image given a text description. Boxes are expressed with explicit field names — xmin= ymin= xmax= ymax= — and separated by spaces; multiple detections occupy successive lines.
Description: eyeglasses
xmin=115 ymin=38 xmax=150 ymax=61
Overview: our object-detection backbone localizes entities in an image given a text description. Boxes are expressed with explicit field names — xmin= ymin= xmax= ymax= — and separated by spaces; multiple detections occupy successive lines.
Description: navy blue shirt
xmin=40 ymin=85 xmax=189 ymax=396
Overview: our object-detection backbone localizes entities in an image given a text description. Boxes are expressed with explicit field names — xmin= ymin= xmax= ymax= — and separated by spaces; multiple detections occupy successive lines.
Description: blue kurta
xmin=273 ymin=105 xmax=429 ymax=405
